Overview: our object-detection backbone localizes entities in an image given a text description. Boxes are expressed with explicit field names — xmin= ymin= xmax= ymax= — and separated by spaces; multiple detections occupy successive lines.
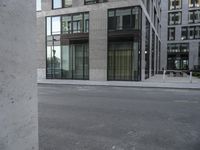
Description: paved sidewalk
xmin=38 ymin=75 xmax=200 ymax=90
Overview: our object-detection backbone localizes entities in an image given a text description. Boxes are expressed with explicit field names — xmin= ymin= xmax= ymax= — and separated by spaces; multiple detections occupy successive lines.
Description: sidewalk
xmin=37 ymin=75 xmax=200 ymax=90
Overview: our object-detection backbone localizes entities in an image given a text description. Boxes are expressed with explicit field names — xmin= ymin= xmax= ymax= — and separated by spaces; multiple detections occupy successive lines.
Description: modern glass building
xmin=36 ymin=0 xmax=161 ymax=81
xmin=161 ymin=0 xmax=200 ymax=71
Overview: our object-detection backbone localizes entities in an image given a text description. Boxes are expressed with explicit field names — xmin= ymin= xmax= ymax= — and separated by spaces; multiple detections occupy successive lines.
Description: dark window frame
xmin=188 ymin=10 xmax=200 ymax=24
xmin=168 ymin=0 xmax=182 ymax=10
xmin=189 ymin=0 xmax=200 ymax=8
xmin=181 ymin=25 xmax=200 ymax=40
xmin=108 ymin=6 xmax=142 ymax=32
xmin=84 ymin=0 xmax=107 ymax=5
xmin=52 ymin=0 xmax=72 ymax=10
xmin=168 ymin=11 xmax=182 ymax=25
xmin=167 ymin=43 xmax=189 ymax=70
xmin=168 ymin=27 xmax=176 ymax=41
xmin=107 ymin=6 xmax=142 ymax=81
xmin=46 ymin=12 xmax=89 ymax=36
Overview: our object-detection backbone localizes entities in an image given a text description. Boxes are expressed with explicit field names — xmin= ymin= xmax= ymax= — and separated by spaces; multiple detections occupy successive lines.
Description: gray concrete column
xmin=89 ymin=8 xmax=107 ymax=81
xmin=0 ymin=0 xmax=38 ymax=150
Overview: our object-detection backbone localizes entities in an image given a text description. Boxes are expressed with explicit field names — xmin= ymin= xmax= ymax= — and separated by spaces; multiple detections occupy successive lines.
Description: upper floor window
xmin=169 ymin=0 xmax=182 ymax=10
xmin=189 ymin=10 xmax=200 ymax=23
xmin=189 ymin=0 xmax=200 ymax=8
xmin=168 ymin=27 xmax=175 ymax=41
xmin=46 ymin=12 xmax=89 ymax=36
xmin=36 ymin=0 xmax=42 ymax=11
xmin=84 ymin=0 xmax=107 ymax=5
xmin=52 ymin=0 xmax=72 ymax=9
xmin=168 ymin=12 xmax=182 ymax=25
xmin=181 ymin=26 xmax=200 ymax=40
xmin=62 ymin=13 xmax=89 ymax=34
xmin=108 ymin=7 xmax=141 ymax=31
xmin=167 ymin=43 xmax=189 ymax=53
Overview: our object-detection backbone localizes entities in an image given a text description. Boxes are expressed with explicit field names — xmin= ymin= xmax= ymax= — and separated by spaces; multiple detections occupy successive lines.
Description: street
xmin=38 ymin=84 xmax=200 ymax=150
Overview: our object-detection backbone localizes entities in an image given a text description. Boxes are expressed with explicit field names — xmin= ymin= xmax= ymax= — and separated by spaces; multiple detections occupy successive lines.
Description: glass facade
xmin=46 ymin=12 xmax=89 ymax=80
xmin=108 ymin=40 xmax=141 ymax=81
xmin=62 ymin=13 xmax=89 ymax=34
xmin=47 ymin=42 xmax=89 ymax=79
xmin=108 ymin=6 xmax=142 ymax=81
xmin=108 ymin=7 xmax=141 ymax=31
xmin=167 ymin=43 xmax=189 ymax=70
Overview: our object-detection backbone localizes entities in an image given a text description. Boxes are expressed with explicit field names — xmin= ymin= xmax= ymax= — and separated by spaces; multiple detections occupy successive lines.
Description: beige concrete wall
xmin=0 ymin=0 xmax=38 ymax=150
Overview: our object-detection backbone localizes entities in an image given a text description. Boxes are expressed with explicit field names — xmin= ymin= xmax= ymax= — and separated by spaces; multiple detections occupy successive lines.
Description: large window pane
xmin=108 ymin=41 xmax=140 ymax=81
xmin=189 ymin=0 xmax=200 ymax=7
xmin=181 ymin=27 xmax=187 ymax=40
xmin=84 ymin=13 xmax=89 ymax=32
xmin=116 ymin=8 xmax=131 ymax=30
xmin=167 ymin=43 xmax=189 ymax=70
xmin=168 ymin=12 xmax=182 ymax=25
xmin=47 ymin=17 xmax=51 ymax=36
xmin=188 ymin=26 xmax=195 ymax=39
xmin=52 ymin=46 xmax=61 ymax=78
xmin=132 ymin=7 xmax=140 ymax=29
xmin=53 ymin=0 xmax=62 ymax=9
xmin=64 ymin=0 xmax=72 ymax=7
xmin=62 ymin=45 xmax=73 ymax=79
xmin=47 ymin=46 xmax=52 ymax=78
xmin=36 ymin=0 xmax=42 ymax=11
xmin=52 ymin=17 xmax=61 ymax=35
xmin=195 ymin=26 xmax=200 ymax=39
xmin=72 ymin=14 xmax=83 ymax=33
xmin=168 ymin=27 xmax=175 ymax=40
xmin=108 ymin=7 xmax=141 ymax=31
xmin=62 ymin=16 xmax=72 ymax=34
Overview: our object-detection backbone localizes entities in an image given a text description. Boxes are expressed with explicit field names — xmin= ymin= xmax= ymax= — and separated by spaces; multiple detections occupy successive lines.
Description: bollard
xmin=163 ymin=70 xmax=166 ymax=82
xmin=190 ymin=71 xmax=192 ymax=83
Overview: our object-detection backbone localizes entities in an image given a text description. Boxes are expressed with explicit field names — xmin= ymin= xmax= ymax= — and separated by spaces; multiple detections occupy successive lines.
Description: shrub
xmin=192 ymin=72 xmax=200 ymax=78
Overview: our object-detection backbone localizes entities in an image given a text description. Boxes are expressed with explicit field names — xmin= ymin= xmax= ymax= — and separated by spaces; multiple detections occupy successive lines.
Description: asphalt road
xmin=38 ymin=84 xmax=200 ymax=150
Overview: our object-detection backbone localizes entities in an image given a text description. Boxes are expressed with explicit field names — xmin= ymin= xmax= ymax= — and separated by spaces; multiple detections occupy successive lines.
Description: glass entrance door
xmin=108 ymin=41 xmax=136 ymax=81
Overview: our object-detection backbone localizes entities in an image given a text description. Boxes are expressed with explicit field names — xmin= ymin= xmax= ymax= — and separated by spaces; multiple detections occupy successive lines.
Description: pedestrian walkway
xmin=145 ymin=74 xmax=200 ymax=83
xmin=37 ymin=75 xmax=200 ymax=90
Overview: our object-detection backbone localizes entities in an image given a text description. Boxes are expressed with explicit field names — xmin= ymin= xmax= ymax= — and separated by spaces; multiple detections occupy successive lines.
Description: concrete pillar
xmin=89 ymin=8 xmax=107 ymax=81
xmin=0 ymin=0 xmax=38 ymax=150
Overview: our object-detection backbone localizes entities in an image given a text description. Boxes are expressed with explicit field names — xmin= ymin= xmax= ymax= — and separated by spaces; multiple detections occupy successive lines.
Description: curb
xmin=37 ymin=81 xmax=200 ymax=90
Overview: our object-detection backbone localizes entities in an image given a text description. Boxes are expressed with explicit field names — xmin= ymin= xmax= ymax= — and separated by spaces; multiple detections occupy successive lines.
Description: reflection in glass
xmin=108 ymin=41 xmax=140 ymax=81
xmin=52 ymin=17 xmax=61 ymax=35
xmin=47 ymin=17 xmax=51 ymax=36
xmin=47 ymin=43 xmax=89 ymax=80
xmin=36 ymin=0 xmax=41 ymax=11
xmin=53 ymin=0 xmax=62 ymax=9
xmin=108 ymin=6 xmax=141 ymax=31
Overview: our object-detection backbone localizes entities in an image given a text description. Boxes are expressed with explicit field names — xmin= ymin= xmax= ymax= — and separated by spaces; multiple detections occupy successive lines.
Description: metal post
xmin=190 ymin=71 xmax=192 ymax=83
xmin=163 ymin=69 xmax=166 ymax=82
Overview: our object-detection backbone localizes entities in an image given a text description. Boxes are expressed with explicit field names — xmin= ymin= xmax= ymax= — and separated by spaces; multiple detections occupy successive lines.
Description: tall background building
xmin=36 ymin=0 xmax=161 ymax=81
xmin=161 ymin=0 xmax=200 ymax=71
